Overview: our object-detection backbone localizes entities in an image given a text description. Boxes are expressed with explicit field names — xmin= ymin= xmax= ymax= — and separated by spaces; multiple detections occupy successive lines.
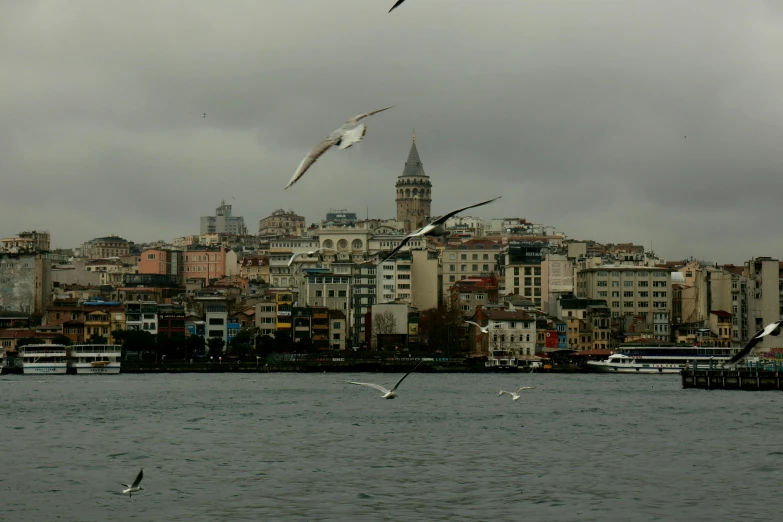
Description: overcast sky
xmin=2 ymin=0 xmax=781 ymax=264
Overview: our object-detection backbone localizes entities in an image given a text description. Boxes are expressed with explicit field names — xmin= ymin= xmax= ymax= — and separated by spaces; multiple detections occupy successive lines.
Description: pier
xmin=682 ymin=367 xmax=783 ymax=391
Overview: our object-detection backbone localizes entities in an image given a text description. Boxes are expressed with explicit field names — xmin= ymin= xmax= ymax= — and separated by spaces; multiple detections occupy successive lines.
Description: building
xmin=124 ymin=301 xmax=158 ymax=334
xmin=239 ymin=255 xmax=269 ymax=282
xmin=470 ymin=308 xmax=537 ymax=358
xmin=183 ymin=246 xmax=228 ymax=283
xmin=500 ymin=241 xmax=548 ymax=307
xmin=258 ymin=209 xmax=306 ymax=237
xmin=0 ymin=253 xmax=53 ymax=315
xmin=395 ymin=132 xmax=432 ymax=233
xmin=81 ymin=235 xmax=131 ymax=259
xmin=744 ymin=257 xmax=783 ymax=352
xmin=450 ymin=275 xmax=500 ymax=317
xmin=329 ymin=309 xmax=347 ymax=350
xmin=200 ymin=200 xmax=247 ymax=235
xmin=442 ymin=239 xmax=503 ymax=302
xmin=1 ymin=230 xmax=51 ymax=253
xmin=138 ymin=248 xmax=184 ymax=284
xmin=576 ymin=266 xmax=672 ymax=342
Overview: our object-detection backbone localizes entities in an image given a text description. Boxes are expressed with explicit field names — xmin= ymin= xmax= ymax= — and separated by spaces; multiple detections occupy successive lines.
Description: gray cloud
xmin=1 ymin=0 xmax=781 ymax=263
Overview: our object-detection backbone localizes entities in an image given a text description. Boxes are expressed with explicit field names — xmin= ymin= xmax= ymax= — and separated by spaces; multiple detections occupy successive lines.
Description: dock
xmin=682 ymin=366 xmax=783 ymax=391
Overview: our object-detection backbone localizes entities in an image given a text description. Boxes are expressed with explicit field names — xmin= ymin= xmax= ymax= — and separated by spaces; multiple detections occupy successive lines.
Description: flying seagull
xmin=378 ymin=196 xmax=502 ymax=264
xmin=287 ymin=248 xmax=334 ymax=267
xmin=723 ymin=319 xmax=783 ymax=368
xmin=285 ymin=106 xmax=395 ymax=190
xmin=349 ymin=360 xmax=422 ymax=399
xmin=497 ymin=387 xmax=535 ymax=401
xmin=389 ymin=0 xmax=407 ymax=12
xmin=120 ymin=468 xmax=144 ymax=498
xmin=464 ymin=321 xmax=489 ymax=334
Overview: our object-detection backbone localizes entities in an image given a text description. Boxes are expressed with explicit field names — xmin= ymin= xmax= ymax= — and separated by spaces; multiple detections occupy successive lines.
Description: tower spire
xmin=412 ymin=128 xmax=415 ymax=142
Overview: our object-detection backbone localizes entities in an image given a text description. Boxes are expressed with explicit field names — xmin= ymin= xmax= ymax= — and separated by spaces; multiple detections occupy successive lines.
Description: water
xmin=2 ymin=372 xmax=782 ymax=521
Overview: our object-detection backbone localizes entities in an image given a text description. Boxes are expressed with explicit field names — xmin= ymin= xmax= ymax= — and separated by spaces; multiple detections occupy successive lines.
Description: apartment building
xmin=441 ymin=239 xmax=502 ymax=304
xmin=576 ymin=265 xmax=672 ymax=341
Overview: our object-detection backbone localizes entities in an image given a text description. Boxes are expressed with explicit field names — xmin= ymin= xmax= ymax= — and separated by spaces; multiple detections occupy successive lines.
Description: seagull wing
xmin=429 ymin=196 xmax=502 ymax=226
xmin=350 ymin=382 xmax=391 ymax=394
xmin=378 ymin=234 xmax=414 ymax=264
xmin=337 ymin=123 xmax=367 ymax=150
xmin=464 ymin=321 xmax=482 ymax=329
xmin=389 ymin=0 xmax=407 ymax=12
xmin=498 ymin=390 xmax=512 ymax=397
xmin=131 ymin=469 xmax=143 ymax=488
xmin=285 ymin=137 xmax=338 ymax=189
xmin=287 ymin=252 xmax=301 ymax=267
xmin=516 ymin=387 xmax=534 ymax=393
xmin=345 ymin=106 xmax=395 ymax=125
xmin=390 ymin=359 xmax=423 ymax=392
xmin=724 ymin=319 xmax=783 ymax=366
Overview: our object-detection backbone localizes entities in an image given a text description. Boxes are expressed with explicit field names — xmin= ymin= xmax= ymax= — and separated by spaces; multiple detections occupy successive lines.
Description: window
xmin=597 ymin=291 xmax=608 ymax=297
xmin=449 ymin=264 xmax=456 ymax=271
xmin=624 ymin=281 xmax=634 ymax=287
xmin=624 ymin=291 xmax=634 ymax=297
xmin=315 ymin=290 xmax=323 ymax=297
xmin=147 ymin=253 xmax=156 ymax=260
xmin=462 ymin=305 xmax=471 ymax=311
xmin=611 ymin=281 xmax=619 ymax=287
xmin=597 ymin=281 xmax=607 ymax=287
xmin=328 ymin=290 xmax=335 ymax=297
xmin=338 ymin=290 xmax=346 ymax=297
xmin=638 ymin=281 xmax=649 ymax=287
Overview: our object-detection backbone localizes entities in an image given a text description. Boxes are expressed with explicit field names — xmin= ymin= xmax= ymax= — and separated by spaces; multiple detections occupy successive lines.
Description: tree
xmin=373 ymin=310 xmax=397 ymax=350
xmin=51 ymin=334 xmax=73 ymax=346
xmin=228 ymin=330 xmax=255 ymax=359
xmin=207 ymin=337 xmax=224 ymax=359
xmin=185 ymin=334 xmax=206 ymax=357
xmin=418 ymin=303 xmax=466 ymax=356
xmin=87 ymin=333 xmax=108 ymax=345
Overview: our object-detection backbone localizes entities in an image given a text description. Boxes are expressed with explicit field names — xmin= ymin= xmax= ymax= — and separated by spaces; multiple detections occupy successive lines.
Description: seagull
xmin=498 ymin=387 xmax=534 ymax=401
xmin=378 ymin=196 xmax=501 ymax=264
xmin=723 ymin=319 xmax=783 ymax=368
xmin=349 ymin=360 xmax=422 ymax=399
xmin=120 ymin=468 xmax=144 ymax=498
xmin=287 ymin=248 xmax=334 ymax=267
xmin=464 ymin=321 xmax=489 ymax=334
xmin=389 ymin=0 xmax=407 ymax=12
xmin=284 ymin=106 xmax=395 ymax=190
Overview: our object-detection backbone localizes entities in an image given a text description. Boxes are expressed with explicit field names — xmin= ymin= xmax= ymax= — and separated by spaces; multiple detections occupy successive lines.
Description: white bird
xmin=349 ymin=360 xmax=422 ymax=399
xmin=287 ymin=248 xmax=334 ymax=267
xmin=120 ymin=468 xmax=144 ymax=497
xmin=723 ymin=319 xmax=783 ymax=368
xmin=497 ymin=387 xmax=535 ymax=401
xmin=378 ymin=196 xmax=502 ymax=264
xmin=464 ymin=321 xmax=489 ymax=334
xmin=285 ymin=106 xmax=395 ymax=189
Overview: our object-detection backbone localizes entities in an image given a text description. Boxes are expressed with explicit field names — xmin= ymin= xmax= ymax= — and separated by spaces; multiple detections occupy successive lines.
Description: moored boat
xmin=21 ymin=344 xmax=69 ymax=374
xmin=586 ymin=344 xmax=738 ymax=374
xmin=70 ymin=344 xmax=122 ymax=374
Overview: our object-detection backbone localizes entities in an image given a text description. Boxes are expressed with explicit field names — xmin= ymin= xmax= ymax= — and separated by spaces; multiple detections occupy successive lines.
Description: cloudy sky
xmin=2 ymin=0 xmax=781 ymax=263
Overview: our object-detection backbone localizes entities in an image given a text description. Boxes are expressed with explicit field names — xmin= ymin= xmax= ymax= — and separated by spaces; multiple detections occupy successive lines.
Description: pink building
xmin=138 ymin=248 xmax=183 ymax=283
xmin=183 ymin=246 xmax=227 ymax=282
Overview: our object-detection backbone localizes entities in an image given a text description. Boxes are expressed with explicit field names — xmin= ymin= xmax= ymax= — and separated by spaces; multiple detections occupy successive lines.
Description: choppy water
xmin=2 ymin=372 xmax=782 ymax=521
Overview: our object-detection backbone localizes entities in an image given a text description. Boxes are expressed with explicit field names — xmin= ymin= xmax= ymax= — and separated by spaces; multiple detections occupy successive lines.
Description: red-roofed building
xmin=469 ymin=307 xmax=536 ymax=357
xmin=450 ymin=275 xmax=499 ymax=317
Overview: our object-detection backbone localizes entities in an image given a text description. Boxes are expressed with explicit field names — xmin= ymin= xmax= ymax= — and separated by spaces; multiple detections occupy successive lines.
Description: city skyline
xmin=2 ymin=1 xmax=782 ymax=264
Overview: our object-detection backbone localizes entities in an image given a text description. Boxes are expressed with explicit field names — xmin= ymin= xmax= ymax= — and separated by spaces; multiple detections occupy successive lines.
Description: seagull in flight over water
xmin=464 ymin=321 xmax=489 ymax=334
xmin=120 ymin=468 xmax=144 ymax=497
xmin=723 ymin=319 xmax=783 ymax=368
xmin=287 ymin=248 xmax=334 ymax=267
xmin=378 ymin=196 xmax=501 ymax=264
xmin=349 ymin=360 xmax=423 ymax=399
xmin=389 ymin=0 xmax=408 ymax=12
xmin=498 ymin=387 xmax=535 ymax=401
xmin=285 ymin=106 xmax=395 ymax=190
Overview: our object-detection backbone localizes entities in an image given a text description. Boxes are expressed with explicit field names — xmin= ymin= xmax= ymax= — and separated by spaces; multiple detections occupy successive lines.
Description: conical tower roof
xmin=399 ymin=130 xmax=428 ymax=178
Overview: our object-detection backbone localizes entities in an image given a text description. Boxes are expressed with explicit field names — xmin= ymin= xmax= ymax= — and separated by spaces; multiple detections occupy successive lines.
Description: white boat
xmin=586 ymin=344 xmax=738 ymax=374
xmin=485 ymin=349 xmax=519 ymax=370
xmin=70 ymin=344 xmax=122 ymax=374
xmin=21 ymin=344 xmax=69 ymax=374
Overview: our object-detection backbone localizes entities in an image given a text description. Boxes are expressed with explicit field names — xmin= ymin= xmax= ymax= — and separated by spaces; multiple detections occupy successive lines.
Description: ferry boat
xmin=20 ymin=344 xmax=69 ymax=374
xmin=70 ymin=344 xmax=122 ymax=374
xmin=485 ymin=350 xmax=519 ymax=371
xmin=586 ymin=344 xmax=738 ymax=374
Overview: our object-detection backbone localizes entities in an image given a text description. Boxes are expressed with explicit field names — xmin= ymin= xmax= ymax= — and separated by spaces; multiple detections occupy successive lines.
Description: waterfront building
xmin=258 ymin=209 xmax=306 ymax=237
